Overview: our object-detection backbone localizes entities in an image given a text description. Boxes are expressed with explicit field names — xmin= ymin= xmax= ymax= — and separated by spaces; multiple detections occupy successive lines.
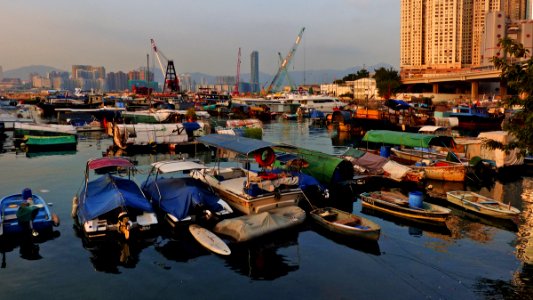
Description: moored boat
xmin=359 ymin=191 xmax=451 ymax=223
xmin=445 ymin=190 xmax=520 ymax=219
xmin=1 ymin=192 xmax=58 ymax=236
xmin=141 ymin=160 xmax=233 ymax=233
xmin=411 ymin=160 xmax=466 ymax=182
xmin=22 ymin=135 xmax=77 ymax=152
xmin=192 ymin=134 xmax=304 ymax=215
xmin=309 ymin=207 xmax=381 ymax=241
xmin=72 ymin=157 xmax=158 ymax=241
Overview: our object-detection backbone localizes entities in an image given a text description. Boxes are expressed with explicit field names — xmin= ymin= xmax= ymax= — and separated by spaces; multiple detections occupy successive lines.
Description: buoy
xmin=71 ymin=195 xmax=79 ymax=218
xmin=254 ymin=148 xmax=275 ymax=167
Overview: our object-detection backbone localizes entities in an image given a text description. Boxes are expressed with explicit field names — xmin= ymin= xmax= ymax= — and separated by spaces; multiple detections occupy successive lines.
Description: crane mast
xmin=266 ymin=27 xmax=305 ymax=94
xmin=150 ymin=38 xmax=180 ymax=93
xmin=232 ymin=47 xmax=241 ymax=96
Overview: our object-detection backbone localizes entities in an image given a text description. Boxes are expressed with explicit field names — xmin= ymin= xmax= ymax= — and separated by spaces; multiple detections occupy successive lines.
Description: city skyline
xmin=2 ymin=0 xmax=401 ymax=75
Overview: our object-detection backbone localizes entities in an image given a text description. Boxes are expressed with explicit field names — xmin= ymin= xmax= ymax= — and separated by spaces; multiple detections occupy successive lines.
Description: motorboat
xmin=1 ymin=192 xmax=58 ymax=236
xmin=72 ymin=157 xmax=158 ymax=241
xmin=141 ymin=160 xmax=233 ymax=232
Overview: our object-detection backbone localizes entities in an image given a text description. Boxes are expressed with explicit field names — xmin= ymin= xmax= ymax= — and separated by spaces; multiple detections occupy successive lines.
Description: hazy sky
xmin=1 ymin=0 xmax=400 ymax=75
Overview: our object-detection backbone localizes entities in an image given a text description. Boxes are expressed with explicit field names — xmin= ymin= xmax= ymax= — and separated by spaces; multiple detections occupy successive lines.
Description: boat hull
xmin=445 ymin=190 xmax=520 ymax=219
xmin=360 ymin=192 xmax=451 ymax=223
xmin=310 ymin=207 xmax=381 ymax=241
xmin=413 ymin=162 xmax=466 ymax=182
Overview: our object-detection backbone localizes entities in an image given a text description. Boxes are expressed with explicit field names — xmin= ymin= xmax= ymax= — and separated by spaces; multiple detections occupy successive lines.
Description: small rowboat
xmin=309 ymin=207 xmax=381 ymax=241
xmin=359 ymin=191 xmax=451 ymax=223
xmin=446 ymin=190 xmax=520 ymax=219
xmin=1 ymin=193 xmax=58 ymax=236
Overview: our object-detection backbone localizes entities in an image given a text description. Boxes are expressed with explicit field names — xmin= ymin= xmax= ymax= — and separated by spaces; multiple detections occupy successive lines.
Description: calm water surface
xmin=0 ymin=119 xmax=532 ymax=300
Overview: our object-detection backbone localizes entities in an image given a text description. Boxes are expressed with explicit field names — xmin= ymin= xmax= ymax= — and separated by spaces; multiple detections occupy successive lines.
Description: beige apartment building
xmin=400 ymin=0 xmax=530 ymax=77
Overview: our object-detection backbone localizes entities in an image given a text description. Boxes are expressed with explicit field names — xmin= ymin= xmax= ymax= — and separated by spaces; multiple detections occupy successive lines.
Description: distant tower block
xmin=0 ymin=65 xmax=3 ymax=81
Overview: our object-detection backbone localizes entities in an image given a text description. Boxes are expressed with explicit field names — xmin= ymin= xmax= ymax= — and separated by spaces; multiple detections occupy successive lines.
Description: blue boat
xmin=141 ymin=160 xmax=233 ymax=232
xmin=72 ymin=157 xmax=158 ymax=241
xmin=449 ymin=105 xmax=504 ymax=130
xmin=0 ymin=193 xmax=57 ymax=236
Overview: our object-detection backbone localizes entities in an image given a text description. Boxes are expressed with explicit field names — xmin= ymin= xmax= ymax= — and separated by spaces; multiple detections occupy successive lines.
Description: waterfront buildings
xmin=400 ymin=0 xmax=531 ymax=77
xmin=71 ymin=65 xmax=106 ymax=91
xmin=0 ymin=66 xmax=3 ymax=81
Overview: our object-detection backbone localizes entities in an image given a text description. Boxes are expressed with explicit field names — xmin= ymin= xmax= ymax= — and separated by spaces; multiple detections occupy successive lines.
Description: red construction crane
xmin=150 ymin=38 xmax=180 ymax=93
xmin=232 ymin=47 xmax=241 ymax=96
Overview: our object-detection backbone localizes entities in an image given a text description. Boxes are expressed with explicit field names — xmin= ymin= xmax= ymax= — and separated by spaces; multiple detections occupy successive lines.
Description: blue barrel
xmin=380 ymin=146 xmax=391 ymax=158
xmin=408 ymin=191 xmax=424 ymax=208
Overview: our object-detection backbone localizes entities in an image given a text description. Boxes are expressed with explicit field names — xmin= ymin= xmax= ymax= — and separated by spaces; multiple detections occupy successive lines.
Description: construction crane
xmin=150 ymin=38 xmax=180 ymax=93
xmin=232 ymin=47 xmax=241 ymax=96
xmin=265 ymin=27 xmax=305 ymax=94
xmin=278 ymin=52 xmax=296 ymax=91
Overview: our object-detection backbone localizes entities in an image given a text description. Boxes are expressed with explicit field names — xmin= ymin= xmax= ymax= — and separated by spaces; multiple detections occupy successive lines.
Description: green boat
xmin=23 ymin=135 xmax=77 ymax=152
xmin=361 ymin=130 xmax=454 ymax=148
xmin=273 ymin=145 xmax=354 ymax=184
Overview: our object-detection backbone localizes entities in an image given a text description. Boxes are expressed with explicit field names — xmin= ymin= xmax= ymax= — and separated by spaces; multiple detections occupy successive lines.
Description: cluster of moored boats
xmin=1 ymin=133 xmax=521 ymax=256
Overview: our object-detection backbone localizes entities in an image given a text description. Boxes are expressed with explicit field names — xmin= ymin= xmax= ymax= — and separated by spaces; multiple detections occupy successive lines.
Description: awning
xmin=362 ymin=130 xmax=454 ymax=148
xmin=197 ymin=134 xmax=274 ymax=155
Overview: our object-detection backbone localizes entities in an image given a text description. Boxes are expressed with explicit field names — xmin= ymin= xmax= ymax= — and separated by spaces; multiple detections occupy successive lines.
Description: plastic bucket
xmin=408 ymin=191 xmax=424 ymax=208
xmin=380 ymin=146 xmax=391 ymax=158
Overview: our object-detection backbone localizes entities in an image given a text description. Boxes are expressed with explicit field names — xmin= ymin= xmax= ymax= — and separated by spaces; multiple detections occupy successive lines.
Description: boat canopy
xmin=362 ymin=130 xmax=454 ymax=148
xmin=151 ymin=160 xmax=208 ymax=174
xmin=418 ymin=126 xmax=448 ymax=134
xmin=78 ymin=174 xmax=153 ymax=223
xmin=87 ymin=157 xmax=133 ymax=170
xmin=197 ymin=134 xmax=274 ymax=155
xmin=274 ymin=145 xmax=354 ymax=184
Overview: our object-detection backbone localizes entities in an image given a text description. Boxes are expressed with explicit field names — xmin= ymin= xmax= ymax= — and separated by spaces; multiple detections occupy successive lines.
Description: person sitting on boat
xmin=117 ymin=211 xmax=132 ymax=240
xmin=16 ymin=188 xmax=42 ymax=256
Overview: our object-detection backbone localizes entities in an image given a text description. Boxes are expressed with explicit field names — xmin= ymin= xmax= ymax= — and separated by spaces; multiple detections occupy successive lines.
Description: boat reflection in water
xmin=154 ymin=236 xmax=211 ymax=264
xmin=0 ymin=229 xmax=61 ymax=263
xmin=80 ymin=238 xmax=155 ymax=274
xmin=224 ymin=230 xmax=300 ymax=280
xmin=24 ymin=150 xmax=77 ymax=158
xmin=309 ymin=223 xmax=381 ymax=256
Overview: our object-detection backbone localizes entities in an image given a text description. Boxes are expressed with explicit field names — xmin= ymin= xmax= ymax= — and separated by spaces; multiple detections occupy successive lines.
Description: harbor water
xmin=1 ymin=118 xmax=532 ymax=300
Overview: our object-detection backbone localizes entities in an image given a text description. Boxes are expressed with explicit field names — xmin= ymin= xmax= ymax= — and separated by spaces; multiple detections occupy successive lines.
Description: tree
xmin=341 ymin=68 xmax=370 ymax=82
xmin=491 ymin=37 xmax=533 ymax=153
xmin=373 ymin=67 xmax=401 ymax=99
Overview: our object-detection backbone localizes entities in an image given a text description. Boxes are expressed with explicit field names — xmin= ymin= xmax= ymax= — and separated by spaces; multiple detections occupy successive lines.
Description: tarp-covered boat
xmin=362 ymin=130 xmax=454 ymax=149
xmin=141 ymin=160 xmax=233 ymax=231
xmin=213 ymin=206 xmax=306 ymax=242
xmin=72 ymin=157 xmax=158 ymax=241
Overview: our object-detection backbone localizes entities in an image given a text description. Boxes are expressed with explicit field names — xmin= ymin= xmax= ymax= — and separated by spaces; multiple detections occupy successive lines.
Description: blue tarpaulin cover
xmin=143 ymin=177 xmax=222 ymax=220
xmin=310 ymin=110 xmax=325 ymax=119
xmin=78 ymin=174 xmax=153 ymax=223
xmin=385 ymin=99 xmax=412 ymax=110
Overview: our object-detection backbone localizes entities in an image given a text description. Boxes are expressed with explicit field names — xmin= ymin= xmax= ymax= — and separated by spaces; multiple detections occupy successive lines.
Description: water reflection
xmin=154 ymin=236 xmax=210 ymax=263
xmin=360 ymin=206 xmax=452 ymax=237
xmin=516 ymin=177 xmax=533 ymax=265
xmin=309 ymin=224 xmax=381 ymax=256
xmin=224 ymin=230 xmax=300 ymax=280
xmin=85 ymin=239 xmax=153 ymax=274
xmin=0 ymin=230 xmax=61 ymax=264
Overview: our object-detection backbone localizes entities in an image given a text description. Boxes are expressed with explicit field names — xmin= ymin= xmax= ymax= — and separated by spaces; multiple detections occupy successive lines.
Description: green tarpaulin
xmin=362 ymin=130 xmax=454 ymax=148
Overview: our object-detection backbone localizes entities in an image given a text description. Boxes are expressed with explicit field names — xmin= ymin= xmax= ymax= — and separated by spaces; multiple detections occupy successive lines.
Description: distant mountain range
xmin=4 ymin=63 xmax=394 ymax=86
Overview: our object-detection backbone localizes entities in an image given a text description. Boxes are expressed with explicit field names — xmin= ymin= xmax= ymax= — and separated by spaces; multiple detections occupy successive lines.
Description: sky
xmin=1 ymin=0 xmax=400 ymax=75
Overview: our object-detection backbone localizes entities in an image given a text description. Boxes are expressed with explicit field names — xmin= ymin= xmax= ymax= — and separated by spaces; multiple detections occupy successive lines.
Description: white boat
xmin=14 ymin=122 xmax=77 ymax=137
xmin=191 ymin=134 xmax=304 ymax=215
xmin=111 ymin=122 xmax=210 ymax=149
xmin=267 ymin=93 xmax=344 ymax=113
xmin=446 ymin=190 xmax=520 ymax=219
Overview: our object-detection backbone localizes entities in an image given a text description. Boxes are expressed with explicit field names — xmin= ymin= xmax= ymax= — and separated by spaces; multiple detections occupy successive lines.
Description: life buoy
xmin=254 ymin=148 xmax=276 ymax=167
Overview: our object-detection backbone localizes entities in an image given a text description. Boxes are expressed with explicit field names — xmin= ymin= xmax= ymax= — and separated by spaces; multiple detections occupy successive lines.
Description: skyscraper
xmin=0 ymin=65 xmax=3 ymax=81
xmin=400 ymin=0 xmax=529 ymax=76
xmin=250 ymin=51 xmax=259 ymax=93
